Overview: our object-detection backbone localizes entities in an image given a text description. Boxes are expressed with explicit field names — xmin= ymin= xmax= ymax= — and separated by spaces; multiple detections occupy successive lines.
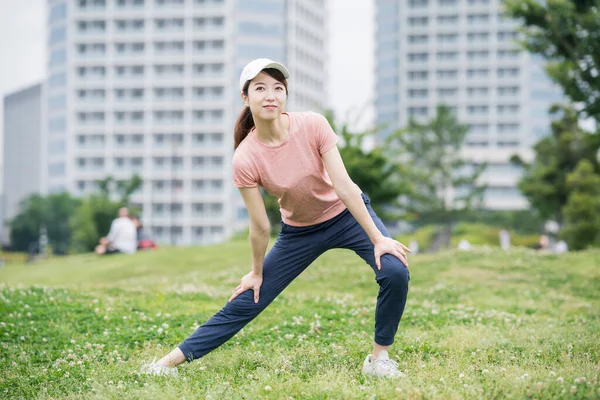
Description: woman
xmin=142 ymin=58 xmax=410 ymax=378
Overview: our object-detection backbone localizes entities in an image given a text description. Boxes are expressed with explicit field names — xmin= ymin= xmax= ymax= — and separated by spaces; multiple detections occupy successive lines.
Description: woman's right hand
xmin=229 ymin=271 xmax=263 ymax=303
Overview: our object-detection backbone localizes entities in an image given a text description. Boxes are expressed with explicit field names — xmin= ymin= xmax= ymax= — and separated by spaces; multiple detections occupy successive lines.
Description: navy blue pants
xmin=179 ymin=193 xmax=410 ymax=362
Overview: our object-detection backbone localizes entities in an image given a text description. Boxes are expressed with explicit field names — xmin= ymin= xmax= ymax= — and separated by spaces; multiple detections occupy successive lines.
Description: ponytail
xmin=234 ymin=105 xmax=254 ymax=150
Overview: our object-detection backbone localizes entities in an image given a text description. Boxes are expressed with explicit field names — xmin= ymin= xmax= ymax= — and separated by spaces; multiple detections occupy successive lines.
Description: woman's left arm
xmin=321 ymin=146 xmax=410 ymax=268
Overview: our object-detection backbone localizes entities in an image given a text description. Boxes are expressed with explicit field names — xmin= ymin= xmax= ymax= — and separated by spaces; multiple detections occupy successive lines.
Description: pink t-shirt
xmin=232 ymin=111 xmax=347 ymax=226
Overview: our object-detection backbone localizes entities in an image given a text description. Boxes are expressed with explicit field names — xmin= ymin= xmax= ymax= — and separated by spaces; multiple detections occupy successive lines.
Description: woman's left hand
xmin=374 ymin=237 xmax=411 ymax=270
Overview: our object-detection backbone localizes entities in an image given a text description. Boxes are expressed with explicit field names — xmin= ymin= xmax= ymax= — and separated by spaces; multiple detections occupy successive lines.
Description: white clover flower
xmin=264 ymin=386 xmax=272 ymax=391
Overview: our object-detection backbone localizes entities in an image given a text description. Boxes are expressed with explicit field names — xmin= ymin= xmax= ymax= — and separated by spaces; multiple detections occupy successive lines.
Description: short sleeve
xmin=314 ymin=113 xmax=339 ymax=154
xmin=232 ymin=154 xmax=258 ymax=188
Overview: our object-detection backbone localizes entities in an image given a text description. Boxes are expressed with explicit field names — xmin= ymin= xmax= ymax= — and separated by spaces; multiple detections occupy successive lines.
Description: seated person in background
xmin=95 ymin=207 xmax=138 ymax=255
xmin=131 ymin=215 xmax=158 ymax=250
xmin=533 ymin=234 xmax=549 ymax=252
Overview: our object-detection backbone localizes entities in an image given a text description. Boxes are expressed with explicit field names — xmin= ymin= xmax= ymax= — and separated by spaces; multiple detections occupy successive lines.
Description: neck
xmin=254 ymin=113 xmax=288 ymax=145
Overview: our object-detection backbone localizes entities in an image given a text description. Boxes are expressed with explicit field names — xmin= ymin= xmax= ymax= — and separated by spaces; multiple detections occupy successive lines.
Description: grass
xmin=1 ymin=240 xmax=599 ymax=399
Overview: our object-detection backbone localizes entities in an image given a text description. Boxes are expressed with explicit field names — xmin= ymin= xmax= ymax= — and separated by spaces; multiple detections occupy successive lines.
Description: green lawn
xmin=1 ymin=241 xmax=599 ymax=399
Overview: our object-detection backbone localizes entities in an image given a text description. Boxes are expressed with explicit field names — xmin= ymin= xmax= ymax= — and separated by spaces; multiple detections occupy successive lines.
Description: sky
xmin=0 ymin=0 xmax=375 ymax=178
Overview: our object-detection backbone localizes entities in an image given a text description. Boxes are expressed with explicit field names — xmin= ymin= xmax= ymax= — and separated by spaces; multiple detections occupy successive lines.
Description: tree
xmin=386 ymin=105 xmax=487 ymax=234
xmin=561 ymin=159 xmax=600 ymax=250
xmin=503 ymin=0 xmax=600 ymax=123
xmin=44 ymin=193 xmax=81 ymax=254
xmin=511 ymin=105 xmax=600 ymax=223
xmin=326 ymin=112 xmax=410 ymax=220
xmin=8 ymin=193 xmax=80 ymax=254
xmin=8 ymin=195 xmax=48 ymax=252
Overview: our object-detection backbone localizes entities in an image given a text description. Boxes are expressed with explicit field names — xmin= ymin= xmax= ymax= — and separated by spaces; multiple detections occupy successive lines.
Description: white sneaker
xmin=140 ymin=358 xmax=178 ymax=377
xmin=361 ymin=350 xmax=405 ymax=378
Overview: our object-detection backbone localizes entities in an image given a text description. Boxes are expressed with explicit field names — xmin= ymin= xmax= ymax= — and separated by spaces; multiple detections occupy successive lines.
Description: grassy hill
xmin=1 ymin=241 xmax=598 ymax=399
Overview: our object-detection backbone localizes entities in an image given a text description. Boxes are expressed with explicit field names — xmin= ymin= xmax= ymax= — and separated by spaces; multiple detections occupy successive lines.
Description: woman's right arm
xmin=239 ymin=186 xmax=271 ymax=275
xmin=229 ymin=186 xmax=271 ymax=303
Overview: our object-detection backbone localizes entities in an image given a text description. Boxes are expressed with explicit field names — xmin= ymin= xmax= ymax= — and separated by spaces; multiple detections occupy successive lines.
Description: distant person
xmin=533 ymin=234 xmax=549 ymax=252
xmin=131 ymin=215 xmax=157 ymax=250
xmin=95 ymin=207 xmax=137 ymax=255
xmin=141 ymin=58 xmax=411 ymax=378
xmin=409 ymin=239 xmax=419 ymax=255
xmin=458 ymin=239 xmax=472 ymax=251
xmin=499 ymin=229 xmax=510 ymax=251
xmin=554 ymin=239 xmax=568 ymax=254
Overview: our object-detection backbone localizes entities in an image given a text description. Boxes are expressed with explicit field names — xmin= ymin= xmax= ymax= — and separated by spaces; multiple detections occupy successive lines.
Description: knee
xmin=379 ymin=256 xmax=410 ymax=290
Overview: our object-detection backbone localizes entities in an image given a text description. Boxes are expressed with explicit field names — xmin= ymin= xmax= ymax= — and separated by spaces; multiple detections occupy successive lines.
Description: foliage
xmin=326 ymin=112 xmax=410 ymax=221
xmin=8 ymin=194 xmax=80 ymax=254
xmin=0 ymin=243 xmax=598 ymax=398
xmin=395 ymin=223 xmax=540 ymax=252
xmin=7 ymin=175 xmax=142 ymax=254
xmin=511 ymin=105 xmax=600 ymax=223
xmin=386 ymin=105 xmax=487 ymax=226
xmin=561 ymin=160 xmax=600 ymax=250
xmin=504 ymin=0 xmax=600 ymax=123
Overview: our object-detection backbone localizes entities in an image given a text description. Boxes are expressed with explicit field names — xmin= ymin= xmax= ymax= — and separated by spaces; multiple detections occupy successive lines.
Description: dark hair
xmin=234 ymin=68 xmax=288 ymax=149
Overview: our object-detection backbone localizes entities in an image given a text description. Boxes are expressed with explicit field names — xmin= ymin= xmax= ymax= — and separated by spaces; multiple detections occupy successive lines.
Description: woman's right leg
xmin=171 ymin=231 xmax=325 ymax=363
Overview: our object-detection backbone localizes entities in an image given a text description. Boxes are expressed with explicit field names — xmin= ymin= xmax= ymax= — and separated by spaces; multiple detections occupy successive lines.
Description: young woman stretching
xmin=143 ymin=58 xmax=411 ymax=378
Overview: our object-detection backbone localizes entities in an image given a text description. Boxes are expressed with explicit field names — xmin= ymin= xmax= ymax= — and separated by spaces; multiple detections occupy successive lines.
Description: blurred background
xmin=1 ymin=0 xmax=599 ymax=258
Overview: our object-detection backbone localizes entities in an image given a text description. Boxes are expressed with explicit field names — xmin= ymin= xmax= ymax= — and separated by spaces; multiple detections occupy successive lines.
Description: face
xmin=241 ymin=72 xmax=287 ymax=121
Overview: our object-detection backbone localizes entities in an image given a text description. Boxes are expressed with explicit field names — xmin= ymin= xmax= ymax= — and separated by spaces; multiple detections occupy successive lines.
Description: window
xmin=408 ymin=89 xmax=428 ymax=98
xmin=408 ymin=17 xmax=428 ymax=27
xmin=467 ymin=50 xmax=488 ymax=61
xmin=497 ymin=104 xmax=520 ymax=115
xmin=437 ymin=15 xmax=458 ymax=25
xmin=497 ymin=50 xmax=520 ymax=59
xmin=497 ymin=67 xmax=519 ymax=78
xmin=49 ymin=26 xmax=66 ymax=44
xmin=408 ymin=53 xmax=428 ymax=62
xmin=437 ymin=51 xmax=458 ymax=61
xmin=49 ymin=117 xmax=66 ymax=132
xmin=49 ymin=72 xmax=67 ymax=88
xmin=497 ymin=31 xmax=518 ymax=41
xmin=436 ymin=69 xmax=458 ymax=79
xmin=467 ymin=105 xmax=488 ymax=115
xmin=467 ymin=87 xmax=488 ymax=96
xmin=408 ymin=71 xmax=428 ymax=80
xmin=467 ymin=68 xmax=489 ymax=78
xmin=409 ymin=0 xmax=428 ymax=7
xmin=437 ymin=34 xmax=458 ymax=43
xmin=408 ymin=35 xmax=428 ymax=44
xmin=408 ymin=107 xmax=428 ymax=117
xmin=50 ymin=48 xmax=66 ymax=66
xmin=50 ymin=3 xmax=67 ymax=22
xmin=48 ymin=94 xmax=66 ymax=110
xmin=437 ymin=88 xmax=458 ymax=97
xmin=467 ymin=14 xmax=490 ymax=24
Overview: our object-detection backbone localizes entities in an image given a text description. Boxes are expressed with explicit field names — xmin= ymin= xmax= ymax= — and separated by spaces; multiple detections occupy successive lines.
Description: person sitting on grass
xmin=95 ymin=207 xmax=138 ymax=255
xmin=130 ymin=215 xmax=157 ymax=250
xmin=141 ymin=58 xmax=411 ymax=379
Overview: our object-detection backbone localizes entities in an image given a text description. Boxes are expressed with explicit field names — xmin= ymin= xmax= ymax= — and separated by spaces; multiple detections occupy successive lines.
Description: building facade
xmin=2 ymin=83 xmax=44 ymax=244
xmin=375 ymin=0 xmax=563 ymax=209
xmin=46 ymin=0 xmax=328 ymax=245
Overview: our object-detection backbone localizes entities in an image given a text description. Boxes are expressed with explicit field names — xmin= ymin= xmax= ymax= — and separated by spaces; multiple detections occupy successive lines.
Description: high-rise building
xmin=45 ymin=0 xmax=328 ymax=245
xmin=2 ymin=83 xmax=44 ymax=244
xmin=375 ymin=0 xmax=563 ymax=209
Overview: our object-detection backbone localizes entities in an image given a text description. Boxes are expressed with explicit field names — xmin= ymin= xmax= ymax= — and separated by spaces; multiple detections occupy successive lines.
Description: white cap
xmin=239 ymin=58 xmax=290 ymax=91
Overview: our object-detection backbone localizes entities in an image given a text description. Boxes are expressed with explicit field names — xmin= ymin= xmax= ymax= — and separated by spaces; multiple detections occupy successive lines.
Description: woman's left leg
xmin=327 ymin=194 xmax=410 ymax=348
